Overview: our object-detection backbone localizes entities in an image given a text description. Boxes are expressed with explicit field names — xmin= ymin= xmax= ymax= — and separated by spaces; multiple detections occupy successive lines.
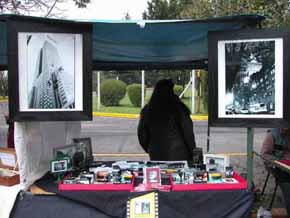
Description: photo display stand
xmin=127 ymin=192 xmax=158 ymax=218
xmin=208 ymin=28 xmax=290 ymax=190
xmin=7 ymin=16 xmax=93 ymax=121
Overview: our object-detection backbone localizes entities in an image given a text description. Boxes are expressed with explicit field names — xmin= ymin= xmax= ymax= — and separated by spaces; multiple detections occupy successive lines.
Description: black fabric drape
xmin=10 ymin=175 xmax=254 ymax=218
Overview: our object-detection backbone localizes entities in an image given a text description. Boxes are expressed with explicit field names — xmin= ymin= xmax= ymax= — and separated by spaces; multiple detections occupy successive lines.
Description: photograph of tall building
xmin=224 ymin=40 xmax=276 ymax=115
xmin=25 ymin=33 xmax=75 ymax=109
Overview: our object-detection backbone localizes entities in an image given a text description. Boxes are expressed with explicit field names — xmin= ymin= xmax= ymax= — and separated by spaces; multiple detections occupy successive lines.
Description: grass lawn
xmin=0 ymin=96 xmax=8 ymax=101
xmin=93 ymin=88 xmax=208 ymax=115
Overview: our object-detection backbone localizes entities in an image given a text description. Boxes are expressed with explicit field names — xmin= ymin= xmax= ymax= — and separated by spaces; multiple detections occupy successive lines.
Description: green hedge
xmin=100 ymin=79 xmax=126 ymax=106
xmin=127 ymin=84 xmax=144 ymax=107
xmin=174 ymin=85 xmax=183 ymax=97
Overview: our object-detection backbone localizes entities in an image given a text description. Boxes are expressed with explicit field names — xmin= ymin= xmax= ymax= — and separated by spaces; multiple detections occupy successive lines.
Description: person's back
xmin=261 ymin=128 xmax=290 ymax=161
xmin=261 ymin=128 xmax=290 ymax=217
xmin=138 ymin=79 xmax=196 ymax=161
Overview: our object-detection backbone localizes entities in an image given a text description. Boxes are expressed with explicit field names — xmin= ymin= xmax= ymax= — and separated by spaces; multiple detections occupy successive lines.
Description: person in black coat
xmin=137 ymin=79 xmax=196 ymax=161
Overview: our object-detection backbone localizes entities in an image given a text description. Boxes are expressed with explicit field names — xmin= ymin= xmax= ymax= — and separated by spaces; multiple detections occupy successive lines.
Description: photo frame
xmin=53 ymin=144 xmax=76 ymax=159
xmin=203 ymin=154 xmax=229 ymax=172
xmin=127 ymin=192 xmax=158 ymax=218
xmin=7 ymin=16 xmax=92 ymax=121
xmin=143 ymin=167 xmax=161 ymax=185
xmin=50 ymin=159 xmax=68 ymax=173
xmin=72 ymin=137 xmax=93 ymax=165
xmin=208 ymin=28 xmax=290 ymax=127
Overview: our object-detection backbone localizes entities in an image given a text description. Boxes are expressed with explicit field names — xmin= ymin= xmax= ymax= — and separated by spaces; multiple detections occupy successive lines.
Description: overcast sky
xmin=58 ymin=0 xmax=149 ymax=20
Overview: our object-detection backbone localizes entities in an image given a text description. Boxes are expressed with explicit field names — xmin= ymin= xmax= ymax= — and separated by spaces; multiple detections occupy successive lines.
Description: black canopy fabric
xmin=0 ymin=14 xmax=264 ymax=70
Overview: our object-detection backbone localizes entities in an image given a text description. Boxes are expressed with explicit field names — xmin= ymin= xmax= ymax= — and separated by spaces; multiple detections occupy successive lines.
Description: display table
xmin=10 ymin=175 xmax=254 ymax=218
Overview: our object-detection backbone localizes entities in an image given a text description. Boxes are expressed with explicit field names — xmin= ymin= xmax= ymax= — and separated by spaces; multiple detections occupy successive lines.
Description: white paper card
xmin=0 ymin=153 xmax=16 ymax=168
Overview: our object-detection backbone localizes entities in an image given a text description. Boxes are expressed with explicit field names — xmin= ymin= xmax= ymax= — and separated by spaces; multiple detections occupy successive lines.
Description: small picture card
xmin=51 ymin=159 xmax=68 ymax=173
xmin=127 ymin=192 xmax=158 ymax=218
xmin=143 ymin=167 xmax=161 ymax=185
xmin=0 ymin=148 xmax=18 ymax=170
xmin=222 ymin=178 xmax=239 ymax=184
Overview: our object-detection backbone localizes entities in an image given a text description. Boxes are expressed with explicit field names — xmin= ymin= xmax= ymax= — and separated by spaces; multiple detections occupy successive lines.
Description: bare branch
xmin=45 ymin=0 xmax=57 ymax=17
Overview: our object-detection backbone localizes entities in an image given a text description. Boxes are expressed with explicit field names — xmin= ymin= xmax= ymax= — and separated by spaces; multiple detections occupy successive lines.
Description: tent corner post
xmin=97 ymin=71 xmax=101 ymax=111
xmin=191 ymin=70 xmax=195 ymax=114
xmin=247 ymin=127 xmax=254 ymax=191
xmin=141 ymin=70 xmax=145 ymax=108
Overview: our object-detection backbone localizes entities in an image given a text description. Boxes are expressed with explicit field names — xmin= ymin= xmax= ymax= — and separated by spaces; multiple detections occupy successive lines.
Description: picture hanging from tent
xmin=208 ymin=28 xmax=290 ymax=127
xmin=7 ymin=17 xmax=92 ymax=121
xmin=18 ymin=32 xmax=82 ymax=111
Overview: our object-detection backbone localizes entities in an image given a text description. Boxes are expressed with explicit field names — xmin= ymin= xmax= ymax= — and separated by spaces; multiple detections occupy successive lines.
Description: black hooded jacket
xmin=137 ymin=97 xmax=196 ymax=161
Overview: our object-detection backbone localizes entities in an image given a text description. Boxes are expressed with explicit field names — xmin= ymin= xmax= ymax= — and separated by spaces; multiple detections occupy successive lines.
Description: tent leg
xmin=141 ymin=70 xmax=145 ymax=108
xmin=207 ymin=125 xmax=210 ymax=152
xmin=247 ymin=127 xmax=254 ymax=191
xmin=191 ymin=70 xmax=195 ymax=114
xmin=97 ymin=71 xmax=100 ymax=111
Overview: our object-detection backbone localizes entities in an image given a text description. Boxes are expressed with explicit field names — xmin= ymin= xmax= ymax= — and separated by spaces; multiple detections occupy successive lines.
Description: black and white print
xmin=218 ymin=38 xmax=283 ymax=118
xmin=18 ymin=33 xmax=83 ymax=111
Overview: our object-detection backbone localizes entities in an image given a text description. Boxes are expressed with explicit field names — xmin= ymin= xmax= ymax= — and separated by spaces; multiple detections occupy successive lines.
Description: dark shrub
xmin=100 ymin=79 xmax=126 ymax=106
xmin=127 ymin=84 xmax=144 ymax=107
xmin=174 ymin=85 xmax=183 ymax=97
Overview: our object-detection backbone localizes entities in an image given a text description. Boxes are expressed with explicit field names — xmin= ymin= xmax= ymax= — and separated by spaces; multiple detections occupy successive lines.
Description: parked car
xmin=249 ymin=103 xmax=267 ymax=114
xmin=239 ymin=108 xmax=249 ymax=114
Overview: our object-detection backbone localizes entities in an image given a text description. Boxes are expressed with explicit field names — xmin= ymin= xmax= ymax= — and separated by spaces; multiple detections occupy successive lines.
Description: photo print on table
xmin=72 ymin=137 xmax=93 ymax=165
xmin=127 ymin=192 xmax=158 ymax=218
xmin=143 ymin=167 xmax=161 ymax=185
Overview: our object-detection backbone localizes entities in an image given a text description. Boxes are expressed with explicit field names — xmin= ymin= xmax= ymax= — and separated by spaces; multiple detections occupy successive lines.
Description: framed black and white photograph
xmin=72 ymin=137 xmax=93 ymax=165
xmin=208 ymin=28 xmax=290 ymax=127
xmin=8 ymin=16 xmax=92 ymax=121
xmin=53 ymin=144 xmax=76 ymax=159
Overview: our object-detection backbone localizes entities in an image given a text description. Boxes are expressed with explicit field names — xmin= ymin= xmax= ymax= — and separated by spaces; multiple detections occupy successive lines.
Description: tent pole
xmin=141 ymin=70 xmax=145 ymax=108
xmin=247 ymin=127 xmax=254 ymax=191
xmin=207 ymin=125 xmax=210 ymax=152
xmin=97 ymin=71 xmax=100 ymax=111
xmin=191 ymin=70 xmax=195 ymax=114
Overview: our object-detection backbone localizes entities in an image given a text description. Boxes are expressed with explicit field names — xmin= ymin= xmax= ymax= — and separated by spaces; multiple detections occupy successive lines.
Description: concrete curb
xmin=93 ymin=112 xmax=208 ymax=121
xmin=0 ymin=100 xmax=208 ymax=121
xmin=93 ymin=112 xmax=139 ymax=119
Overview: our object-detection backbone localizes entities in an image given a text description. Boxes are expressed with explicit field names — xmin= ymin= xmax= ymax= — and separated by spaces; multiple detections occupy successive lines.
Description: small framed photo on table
xmin=143 ymin=167 xmax=161 ymax=185
xmin=50 ymin=159 xmax=68 ymax=173
xmin=203 ymin=154 xmax=229 ymax=172
xmin=72 ymin=137 xmax=93 ymax=164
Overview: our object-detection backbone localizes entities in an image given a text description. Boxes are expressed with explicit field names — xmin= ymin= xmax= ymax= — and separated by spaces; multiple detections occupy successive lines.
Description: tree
xmin=0 ymin=0 xmax=65 ymax=17
xmin=73 ymin=0 xmax=90 ymax=8
xmin=180 ymin=0 xmax=290 ymax=27
xmin=143 ymin=0 xmax=186 ymax=20
xmin=0 ymin=0 xmax=91 ymax=17
xmin=124 ymin=12 xmax=131 ymax=20
xmin=0 ymin=71 xmax=8 ymax=98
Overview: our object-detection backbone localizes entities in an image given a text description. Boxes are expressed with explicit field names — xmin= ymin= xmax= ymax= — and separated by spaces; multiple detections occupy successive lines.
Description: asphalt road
xmin=0 ymin=102 xmax=268 ymax=155
xmin=81 ymin=117 xmax=268 ymax=155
